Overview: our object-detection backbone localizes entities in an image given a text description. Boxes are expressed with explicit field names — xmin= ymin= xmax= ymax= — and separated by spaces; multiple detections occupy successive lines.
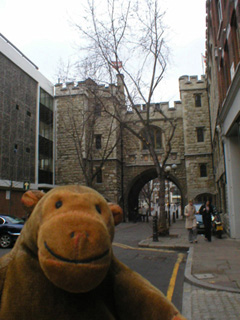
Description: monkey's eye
xmin=95 ymin=205 xmax=101 ymax=214
xmin=55 ymin=200 xmax=63 ymax=209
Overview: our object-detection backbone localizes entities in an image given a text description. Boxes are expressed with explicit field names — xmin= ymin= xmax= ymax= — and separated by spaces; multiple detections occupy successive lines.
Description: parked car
xmin=194 ymin=204 xmax=217 ymax=234
xmin=0 ymin=215 xmax=25 ymax=248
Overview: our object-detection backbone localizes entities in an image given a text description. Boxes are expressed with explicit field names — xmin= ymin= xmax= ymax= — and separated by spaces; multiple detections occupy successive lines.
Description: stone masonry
xmin=180 ymin=75 xmax=215 ymax=202
xmin=55 ymin=75 xmax=216 ymax=218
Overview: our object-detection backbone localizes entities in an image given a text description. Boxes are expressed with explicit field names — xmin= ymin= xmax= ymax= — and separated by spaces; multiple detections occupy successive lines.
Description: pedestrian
xmin=198 ymin=200 xmax=214 ymax=242
xmin=184 ymin=199 xmax=197 ymax=243
xmin=142 ymin=206 xmax=147 ymax=222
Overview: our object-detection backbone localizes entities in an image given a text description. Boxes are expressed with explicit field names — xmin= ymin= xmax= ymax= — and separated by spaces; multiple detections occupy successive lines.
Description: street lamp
xmin=152 ymin=164 xmax=177 ymax=241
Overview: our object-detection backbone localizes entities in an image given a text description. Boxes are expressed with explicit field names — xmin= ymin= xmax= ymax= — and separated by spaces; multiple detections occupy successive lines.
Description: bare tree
xmin=70 ymin=0 xmax=176 ymax=233
xmin=139 ymin=179 xmax=158 ymax=222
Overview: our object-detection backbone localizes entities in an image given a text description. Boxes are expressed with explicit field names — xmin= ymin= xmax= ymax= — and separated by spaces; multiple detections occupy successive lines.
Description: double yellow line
xmin=113 ymin=243 xmax=185 ymax=302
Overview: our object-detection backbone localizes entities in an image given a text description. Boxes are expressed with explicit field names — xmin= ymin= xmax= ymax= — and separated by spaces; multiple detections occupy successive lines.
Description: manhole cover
xmin=194 ymin=273 xmax=215 ymax=280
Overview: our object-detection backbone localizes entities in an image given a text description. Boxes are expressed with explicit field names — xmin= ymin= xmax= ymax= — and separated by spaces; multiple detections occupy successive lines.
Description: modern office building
xmin=0 ymin=34 xmax=55 ymax=217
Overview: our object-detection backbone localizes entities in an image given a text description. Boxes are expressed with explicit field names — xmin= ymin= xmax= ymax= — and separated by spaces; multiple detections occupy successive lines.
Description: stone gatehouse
xmin=55 ymin=75 xmax=215 ymax=219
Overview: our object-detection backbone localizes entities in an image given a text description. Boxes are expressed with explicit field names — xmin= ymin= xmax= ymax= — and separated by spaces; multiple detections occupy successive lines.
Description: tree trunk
xmin=157 ymin=172 xmax=169 ymax=235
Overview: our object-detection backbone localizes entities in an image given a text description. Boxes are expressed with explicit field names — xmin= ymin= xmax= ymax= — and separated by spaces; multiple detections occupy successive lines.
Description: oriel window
xmin=141 ymin=126 xmax=162 ymax=150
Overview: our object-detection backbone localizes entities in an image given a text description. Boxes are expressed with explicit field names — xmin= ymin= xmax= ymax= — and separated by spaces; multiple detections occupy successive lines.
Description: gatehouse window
xmin=196 ymin=127 xmax=204 ymax=142
xmin=140 ymin=126 xmax=162 ymax=150
xmin=94 ymin=105 xmax=101 ymax=117
xmin=195 ymin=94 xmax=202 ymax=107
xmin=200 ymin=164 xmax=207 ymax=177
xmin=95 ymin=134 xmax=102 ymax=149
xmin=96 ymin=167 xmax=103 ymax=183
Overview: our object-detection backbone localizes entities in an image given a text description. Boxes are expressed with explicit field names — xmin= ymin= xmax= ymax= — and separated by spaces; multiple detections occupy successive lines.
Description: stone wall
xmin=55 ymin=75 xmax=216 ymax=214
xmin=55 ymin=79 xmax=123 ymax=203
xmin=179 ymin=75 xmax=216 ymax=202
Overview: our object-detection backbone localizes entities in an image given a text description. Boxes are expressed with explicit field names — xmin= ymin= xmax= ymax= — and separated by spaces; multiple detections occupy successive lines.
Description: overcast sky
xmin=0 ymin=0 xmax=206 ymax=104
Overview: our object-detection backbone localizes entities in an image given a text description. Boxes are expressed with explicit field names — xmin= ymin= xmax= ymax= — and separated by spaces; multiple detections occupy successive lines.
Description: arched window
xmin=140 ymin=126 xmax=162 ymax=150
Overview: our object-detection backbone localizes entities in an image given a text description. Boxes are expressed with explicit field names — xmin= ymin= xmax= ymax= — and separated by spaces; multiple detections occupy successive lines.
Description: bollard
xmin=153 ymin=215 xmax=158 ymax=242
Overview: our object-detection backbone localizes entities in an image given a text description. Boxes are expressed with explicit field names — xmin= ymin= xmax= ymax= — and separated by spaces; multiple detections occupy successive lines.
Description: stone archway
xmin=126 ymin=168 xmax=184 ymax=221
xmin=194 ymin=193 xmax=216 ymax=205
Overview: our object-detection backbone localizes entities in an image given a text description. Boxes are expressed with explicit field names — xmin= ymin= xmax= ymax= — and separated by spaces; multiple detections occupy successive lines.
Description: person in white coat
xmin=184 ymin=199 xmax=197 ymax=243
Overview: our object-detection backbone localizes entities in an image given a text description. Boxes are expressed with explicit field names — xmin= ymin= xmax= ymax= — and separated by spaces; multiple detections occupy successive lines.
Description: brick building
xmin=206 ymin=0 xmax=240 ymax=238
xmin=0 ymin=34 xmax=55 ymax=217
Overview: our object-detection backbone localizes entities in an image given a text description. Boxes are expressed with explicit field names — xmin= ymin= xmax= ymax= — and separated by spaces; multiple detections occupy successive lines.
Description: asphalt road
xmin=0 ymin=248 xmax=11 ymax=258
xmin=113 ymin=221 xmax=186 ymax=312
xmin=0 ymin=220 xmax=186 ymax=312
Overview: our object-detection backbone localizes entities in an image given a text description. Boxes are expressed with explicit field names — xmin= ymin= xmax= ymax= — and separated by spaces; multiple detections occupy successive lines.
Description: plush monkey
xmin=0 ymin=185 xmax=186 ymax=320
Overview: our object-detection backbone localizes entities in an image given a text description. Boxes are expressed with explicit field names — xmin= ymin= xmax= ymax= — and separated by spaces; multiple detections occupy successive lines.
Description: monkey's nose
xmin=70 ymin=231 xmax=89 ymax=249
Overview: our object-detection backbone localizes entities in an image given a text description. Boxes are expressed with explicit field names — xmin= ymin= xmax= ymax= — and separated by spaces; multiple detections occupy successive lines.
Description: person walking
xmin=184 ymin=199 xmax=197 ymax=243
xmin=198 ymin=200 xmax=214 ymax=242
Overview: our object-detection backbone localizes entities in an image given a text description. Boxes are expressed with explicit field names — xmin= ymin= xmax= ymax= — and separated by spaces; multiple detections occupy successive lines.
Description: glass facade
xmin=38 ymin=89 xmax=54 ymax=184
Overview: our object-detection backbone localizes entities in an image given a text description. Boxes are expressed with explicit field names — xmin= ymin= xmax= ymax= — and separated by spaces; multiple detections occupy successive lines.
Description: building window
xmin=26 ymin=147 xmax=30 ymax=153
xmin=231 ymin=11 xmax=240 ymax=70
xmin=95 ymin=135 xmax=102 ymax=149
xmin=141 ymin=126 xmax=162 ymax=150
xmin=140 ymin=104 xmax=147 ymax=112
xmin=94 ymin=105 xmax=101 ymax=117
xmin=27 ymin=111 xmax=31 ymax=117
xmin=200 ymin=164 xmax=207 ymax=177
xmin=195 ymin=94 xmax=202 ymax=107
xmin=197 ymin=127 xmax=204 ymax=142
xmin=96 ymin=167 xmax=102 ymax=183
xmin=39 ymin=88 xmax=54 ymax=185
xmin=223 ymin=41 xmax=231 ymax=89
xmin=217 ymin=0 xmax=222 ymax=24
xmin=16 ymin=104 xmax=19 ymax=110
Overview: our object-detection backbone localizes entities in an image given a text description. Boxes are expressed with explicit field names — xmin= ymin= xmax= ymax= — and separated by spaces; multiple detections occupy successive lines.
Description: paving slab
xmin=139 ymin=218 xmax=240 ymax=293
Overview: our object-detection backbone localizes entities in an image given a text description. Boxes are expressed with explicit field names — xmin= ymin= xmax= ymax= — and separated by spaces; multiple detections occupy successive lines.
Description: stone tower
xmin=54 ymin=78 xmax=124 ymax=203
xmin=179 ymin=75 xmax=215 ymax=202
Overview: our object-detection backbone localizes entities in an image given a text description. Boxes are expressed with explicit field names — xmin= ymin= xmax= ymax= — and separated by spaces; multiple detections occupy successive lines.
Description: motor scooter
xmin=212 ymin=212 xmax=223 ymax=238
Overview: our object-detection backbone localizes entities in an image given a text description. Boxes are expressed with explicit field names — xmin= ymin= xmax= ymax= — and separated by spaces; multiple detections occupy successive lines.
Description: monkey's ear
xmin=21 ymin=190 xmax=45 ymax=215
xmin=108 ymin=203 xmax=123 ymax=226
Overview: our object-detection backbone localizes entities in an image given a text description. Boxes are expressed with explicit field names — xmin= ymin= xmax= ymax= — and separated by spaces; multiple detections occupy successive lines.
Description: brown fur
xmin=0 ymin=185 xmax=186 ymax=320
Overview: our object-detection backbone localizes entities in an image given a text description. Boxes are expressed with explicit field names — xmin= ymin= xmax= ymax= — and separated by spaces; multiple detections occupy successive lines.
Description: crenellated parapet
xmin=126 ymin=100 xmax=182 ymax=120
xmin=179 ymin=75 xmax=206 ymax=91
xmin=55 ymin=78 xmax=122 ymax=98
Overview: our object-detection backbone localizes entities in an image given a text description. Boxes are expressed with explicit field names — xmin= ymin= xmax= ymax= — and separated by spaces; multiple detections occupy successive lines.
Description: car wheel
xmin=0 ymin=234 xmax=12 ymax=248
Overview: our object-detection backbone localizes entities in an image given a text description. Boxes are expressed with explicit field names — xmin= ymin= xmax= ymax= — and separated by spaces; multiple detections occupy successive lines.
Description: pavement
xmin=138 ymin=217 xmax=240 ymax=320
